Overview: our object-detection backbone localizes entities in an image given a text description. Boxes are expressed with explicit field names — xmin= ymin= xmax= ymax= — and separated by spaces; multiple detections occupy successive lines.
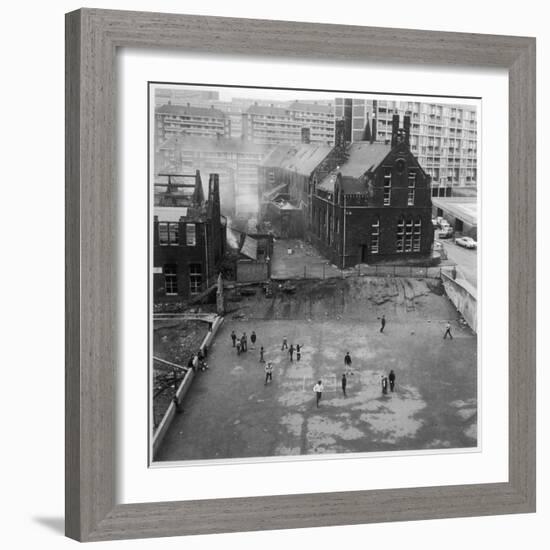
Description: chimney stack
xmin=207 ymin=173 xmax=220 ymax=219
xmin=335 ymin=119 xmax=346 ymax=148
xmin=301 ymin=127 xmax=311 ymax=144
xmin=365 ymin=113 xmax=372 ymax=143
xmin=208 ymin=173 xmax=220 ymax=202
xmin=391 ymin=114 xmax=400 ymax=147
xmin=403 ymin=115 xmax=411 ymax=146
xmin=192 ymin=169 xmax=205 ymax=206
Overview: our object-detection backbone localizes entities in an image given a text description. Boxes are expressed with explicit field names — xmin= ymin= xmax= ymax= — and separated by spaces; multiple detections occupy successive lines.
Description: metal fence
xmin=276 ymin=263 xmax=445 ymax=281
xmin=355 ymin=264 xmax=443 ymax=279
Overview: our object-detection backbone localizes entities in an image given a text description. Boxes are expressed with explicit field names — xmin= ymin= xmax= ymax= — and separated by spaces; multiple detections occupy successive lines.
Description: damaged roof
xmin=317 ymin=172 xmax=368 ymax=194
xmin=263 ymin=182 xmax=289 ymax=201
xmin=261 ymin=143 xmax=332 ymax=175
xmin=338 ymin=142 xmax=391 ymax=177
xmin=239 ymin=235 xmax=258 ymax=260
xmin=154 ymin=206 xmax=189 ymax=222
xmin=158 ymin=133 xmax=267 ymax=155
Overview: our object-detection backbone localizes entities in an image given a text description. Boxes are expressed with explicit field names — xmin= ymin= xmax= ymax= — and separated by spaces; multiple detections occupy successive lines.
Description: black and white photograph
xmin=150 ymin=83 xmax=479 ymax=463
xmin=2 ymin=0 xmax=542 ymax=546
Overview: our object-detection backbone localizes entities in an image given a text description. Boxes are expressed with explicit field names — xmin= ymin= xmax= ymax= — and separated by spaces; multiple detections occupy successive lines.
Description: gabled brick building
xmin=153 ymin=171 xmax=226 ymax=301
xmin=260 ymin=115 xmax=434 ymax=268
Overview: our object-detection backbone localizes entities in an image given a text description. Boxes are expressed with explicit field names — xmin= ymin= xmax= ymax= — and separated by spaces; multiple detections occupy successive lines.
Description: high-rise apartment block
xmin=242 ymin=101 xmax=335 ymax=145
xmin=154 ymin=89 xmax=219 ymax=106
xmin=335 ymin=98 xmax=477 ymax=195
xmin=155 ymin=103 xmax=230 ymax=142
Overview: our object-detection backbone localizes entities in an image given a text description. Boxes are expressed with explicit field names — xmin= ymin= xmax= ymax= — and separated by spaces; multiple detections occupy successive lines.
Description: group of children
xmin=313 ymin=366 xmax=397 ymax=408
xmin=229 ymin=331 xmax=399 ymax=397
xmin=230 ymin=330 xmax=304 ymax=385
xmin=230 ymin=330 xmax=258 ymax=355
xmin=380 ymin=369 xmax=397 ymax=394
xmin=280 ymin=336 xmax=302 ymax=361
xmin=341 ymin=352 xmax=397 ymax=397
xmin=187 ymin=347 xmax=208 ymax=372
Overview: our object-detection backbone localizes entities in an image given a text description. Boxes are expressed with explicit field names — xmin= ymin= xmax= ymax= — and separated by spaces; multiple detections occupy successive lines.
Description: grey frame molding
xmin=65 ymin=8 xmax=536 ymax=542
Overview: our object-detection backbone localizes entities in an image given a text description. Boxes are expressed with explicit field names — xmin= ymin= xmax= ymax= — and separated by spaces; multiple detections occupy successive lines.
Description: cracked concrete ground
xmin=156 ymin=280 xmax=477 ymax=462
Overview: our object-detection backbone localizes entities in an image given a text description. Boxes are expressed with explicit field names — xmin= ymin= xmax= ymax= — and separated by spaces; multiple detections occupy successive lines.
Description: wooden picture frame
xmin=65 ymin=8 xmax=536 ymax=542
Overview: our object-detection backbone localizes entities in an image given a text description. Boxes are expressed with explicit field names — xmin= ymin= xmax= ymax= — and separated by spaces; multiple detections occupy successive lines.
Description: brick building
xmin=258 ymin=140 xmax=334 ymax=222
xmin=260 ymin=116 xmax=433 ymax=268
xmin=335 ymin=98 xmax=477 ymax=195
xmin=153 ymin=171 xmax=226 ymax=301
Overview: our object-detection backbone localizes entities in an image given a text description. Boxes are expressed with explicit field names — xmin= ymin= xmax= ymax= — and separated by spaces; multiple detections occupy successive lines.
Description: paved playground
xmin=156 ymin=292 xmax=477 ymax=461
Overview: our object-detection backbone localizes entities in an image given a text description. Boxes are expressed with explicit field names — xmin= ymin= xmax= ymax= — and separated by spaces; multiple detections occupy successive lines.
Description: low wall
xmin=441 ymin=271 xmax=477 ymax=332
xmin=152 ymin=315 xmax=224 ymax=458
xmin=152 ymin=369 xmax=195 ymax=458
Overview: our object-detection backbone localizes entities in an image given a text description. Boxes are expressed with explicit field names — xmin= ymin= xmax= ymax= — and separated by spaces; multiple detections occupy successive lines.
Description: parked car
xmin=438 ymin=226 xmax=454 ymax=239
xmin=455 ymin=236 xmax=477 ymax=249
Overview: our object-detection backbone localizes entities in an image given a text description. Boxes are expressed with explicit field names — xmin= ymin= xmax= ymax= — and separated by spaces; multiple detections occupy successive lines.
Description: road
xmin=437 ymin=234 xmax=478 ymax=288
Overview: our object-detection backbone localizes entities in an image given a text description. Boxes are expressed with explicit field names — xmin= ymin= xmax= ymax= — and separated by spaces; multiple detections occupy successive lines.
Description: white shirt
xmin=313 ymin=383 xmax=323 ymax=393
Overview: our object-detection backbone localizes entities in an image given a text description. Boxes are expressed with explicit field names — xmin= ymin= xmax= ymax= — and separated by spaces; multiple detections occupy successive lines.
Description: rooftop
xmin=338 ymin=141 xmax=391 ymax=178
xmin=261 ymin=143 xmax=333 ymax=175
xmin=154 ymin=206 xmax=189 ymax=222
xmin=431 ymin=197 xmax=478 ymax=226
xmin=156 ymin=103 xmax=226 ymax=119
xmin=246 ymin=104 xmax=290 ymax=117
xmin=317 ymin=171 xmax=370 ymax=194
xmin=288 ymin=101 xmax=334 ymax=115
xmin=158 ymin=133 xmax=268 ymax=155
xmin=315 ymin=141 xmax=392 ymax=195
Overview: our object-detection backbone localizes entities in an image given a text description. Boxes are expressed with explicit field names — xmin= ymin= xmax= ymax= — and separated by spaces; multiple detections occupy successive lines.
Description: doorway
xmin=360 ymin=245 xmax=368 ymax=263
